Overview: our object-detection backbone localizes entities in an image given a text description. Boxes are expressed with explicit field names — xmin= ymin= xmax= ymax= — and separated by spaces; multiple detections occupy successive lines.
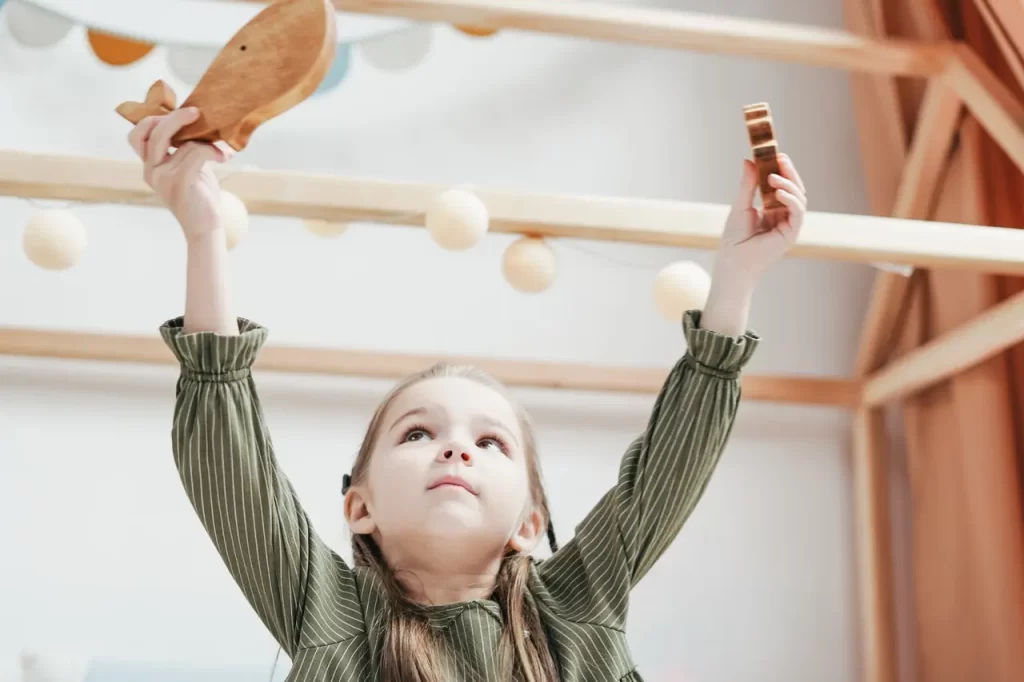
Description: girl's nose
xmin=443 ymin=449 xmax=472 ymax=463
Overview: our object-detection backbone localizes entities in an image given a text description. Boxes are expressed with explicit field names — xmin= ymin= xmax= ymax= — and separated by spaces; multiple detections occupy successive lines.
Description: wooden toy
xmin=743 ymin=102 xmax=784 ymax=211
xmin=115 ymin=0 xmax=337 ymax=151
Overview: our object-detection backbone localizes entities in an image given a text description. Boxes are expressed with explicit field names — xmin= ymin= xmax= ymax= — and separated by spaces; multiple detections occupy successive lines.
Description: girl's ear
xmin=508 ymin=508 xmax=545 ymax=554
xmin=344 ymin=486 xmax=376 ymax=535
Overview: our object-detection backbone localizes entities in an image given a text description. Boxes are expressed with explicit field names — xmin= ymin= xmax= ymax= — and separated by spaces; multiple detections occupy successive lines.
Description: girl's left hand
xmin=714 ymin=153 xmax=807 ymax=284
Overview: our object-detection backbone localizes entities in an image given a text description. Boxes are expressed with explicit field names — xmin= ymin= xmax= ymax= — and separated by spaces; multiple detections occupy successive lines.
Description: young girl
xmin=128 ymin=108 xmax=806 ymax=681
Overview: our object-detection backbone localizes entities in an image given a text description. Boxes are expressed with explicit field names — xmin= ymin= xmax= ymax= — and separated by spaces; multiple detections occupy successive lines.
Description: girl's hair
xmin=346 ymin=363 xmax=561 ymax=682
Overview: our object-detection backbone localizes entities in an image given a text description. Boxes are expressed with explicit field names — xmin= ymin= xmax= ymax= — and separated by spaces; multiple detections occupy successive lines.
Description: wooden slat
xmin=851 ymin=407 xmax=898 ymax=682
xmin=5 ymin=150 xmax=1024 ymax=275
xmin=945 ymin=44 xmax=1024 ymax=174
xmin=863 ymin=285 xmax=1024 ymax=406
xmin=973 ymin=0 xmax=1024 ymax=93
xmin=843 ymin=0 xmax=908 ymax=217
xmin=292 ymin=0 xmax=955 ymax=76
xmin=0 ymin=326 xmax=862 ymax=406
xmin=843 ymin=5 xmax=950 ymax=682
xmin=855 ymin=80 xmax=964 ymax=375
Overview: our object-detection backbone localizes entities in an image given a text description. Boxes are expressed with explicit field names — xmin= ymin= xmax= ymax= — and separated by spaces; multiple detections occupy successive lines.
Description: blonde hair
xmin=346 ymin=363 xmax=560 ymax=682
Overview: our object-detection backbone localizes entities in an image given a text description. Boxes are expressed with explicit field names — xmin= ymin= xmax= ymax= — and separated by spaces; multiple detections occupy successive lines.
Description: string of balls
xmin=19 ymin=178 xmax=712 ymax=323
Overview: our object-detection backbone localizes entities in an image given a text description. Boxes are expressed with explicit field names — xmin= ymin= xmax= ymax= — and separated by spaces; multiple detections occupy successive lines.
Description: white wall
xmin=0 ymin=0 xmax=883 ymax=680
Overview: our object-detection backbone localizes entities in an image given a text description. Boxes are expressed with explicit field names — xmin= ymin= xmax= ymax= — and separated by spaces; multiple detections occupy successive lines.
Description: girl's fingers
xmin=212 ymin=140 xmax=236 ymax=161
xmin=773 ymin=188 xmax=804 ymax=224
xmin=127 ymin=117 xmax=161 ymax=161
xmin=778 ymin=154 xmax=806 ymax=197
xmin=173 ymin=142 xmax=227 ymax=179
xmin=148 ymin=142 xmax=221 ymax=195
xmin=768 ymin=173 xmax=805 ymax=205
xmin=161 ymin=142 xmax=199 ymax=172
xmin=145 ymin=108 xmax=200 ymax=170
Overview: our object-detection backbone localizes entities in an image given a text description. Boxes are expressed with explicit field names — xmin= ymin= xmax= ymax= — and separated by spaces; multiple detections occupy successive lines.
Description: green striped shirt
xmin=161 ymin=310 xmax=758 ymax=681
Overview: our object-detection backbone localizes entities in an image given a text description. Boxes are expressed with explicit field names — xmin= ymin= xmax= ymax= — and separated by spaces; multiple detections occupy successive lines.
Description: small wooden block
xmin=743 ymin=102 xmax=784 ymax=211
xmin=115 ymin=0 xmax=336 ymax=151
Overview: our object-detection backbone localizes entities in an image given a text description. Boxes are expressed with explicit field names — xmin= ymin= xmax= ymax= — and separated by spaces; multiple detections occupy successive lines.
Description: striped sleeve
xmin=535 ymin=310 xmax=758 ymax=628
xmin=160 ymin=317 xmax=366 ymax=655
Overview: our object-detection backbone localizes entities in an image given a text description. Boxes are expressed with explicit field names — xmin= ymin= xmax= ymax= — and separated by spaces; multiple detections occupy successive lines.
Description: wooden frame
xmin=0 ymin=326 xmax=863 ymax=406
xmin=4 ymin=2 xmax=1024 ymax=681
xmin=5 ymin=149 xmax=1024 ymax=274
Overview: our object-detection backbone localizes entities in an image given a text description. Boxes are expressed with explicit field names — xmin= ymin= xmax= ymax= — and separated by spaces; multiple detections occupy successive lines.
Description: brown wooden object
xmin=744 ymin=102 xmax=784 ymax=210
xmin=115 ymin=0 xmax=337 ymax=151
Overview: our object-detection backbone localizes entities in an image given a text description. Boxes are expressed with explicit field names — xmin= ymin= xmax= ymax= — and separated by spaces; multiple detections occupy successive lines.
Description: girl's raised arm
xmin=536 ymin=157 xmax=807 ymax=631
xmin=163 ymin=319 xmax=370 ymax=659
xmin=129 ymin=113 xmax=372 ymax=661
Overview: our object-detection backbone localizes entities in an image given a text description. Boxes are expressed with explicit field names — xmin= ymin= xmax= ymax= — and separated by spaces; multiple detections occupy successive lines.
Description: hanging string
xmin=554 ymin=239 xmax=677 ymax=273
xmin=11 ymin=170 xmax=920 ymax=280
xmin=23 ymin=197 xmax=78 ymax=210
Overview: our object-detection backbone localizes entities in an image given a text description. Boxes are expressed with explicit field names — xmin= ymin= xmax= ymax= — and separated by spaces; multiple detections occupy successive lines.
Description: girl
xmin=129 ymin=108 xmax=806 ymax=681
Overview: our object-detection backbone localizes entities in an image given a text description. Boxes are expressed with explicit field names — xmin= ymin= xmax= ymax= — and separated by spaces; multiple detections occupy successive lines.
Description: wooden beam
xmin=844 ymin=7 xmax=954 ymax=679
xmin=973 ymin=0 xmax=1024 ymax=93
xmin=843 ymin=0 xmax=909 ymax=217
xmin=4 ymin=150 xmax=1024 ymax=275
xmin=851 ymin=407 xmax=899 ymax=682
xmin=945 ymin=43 xmax=1024 ymax=173
xmin=286 ymin=0 xmax=956 ymax=76
xmin=0 ymin=326 xmax=862 ymax=406
xmin=862 ymin=286 xmax=1024 ymax=406
xmin=855 ymin=80 xmax=964 ymax=375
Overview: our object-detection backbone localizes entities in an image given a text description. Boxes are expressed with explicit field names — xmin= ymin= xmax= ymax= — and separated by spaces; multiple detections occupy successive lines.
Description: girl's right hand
xmin=127 ymin=108 xmax=232 ymax=241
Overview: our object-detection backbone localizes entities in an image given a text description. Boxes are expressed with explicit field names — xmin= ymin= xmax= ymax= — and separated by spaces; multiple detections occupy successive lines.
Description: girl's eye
xmin=402 ymin=426 xmax=432 ymax=443
xmin=478 ymin=436 xmax=508 ymax=454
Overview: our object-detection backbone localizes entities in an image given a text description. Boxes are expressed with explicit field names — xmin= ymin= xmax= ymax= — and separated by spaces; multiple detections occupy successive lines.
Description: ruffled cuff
xmin=159 ymin=316 xmax=268 ymax=377
xmin=681 ymin=310 xmax=759 ymax=378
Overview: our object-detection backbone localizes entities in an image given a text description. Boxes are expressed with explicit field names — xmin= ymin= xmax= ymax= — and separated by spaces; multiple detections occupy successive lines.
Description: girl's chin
xmin=409 ymin=504 xmax=510 ymax=542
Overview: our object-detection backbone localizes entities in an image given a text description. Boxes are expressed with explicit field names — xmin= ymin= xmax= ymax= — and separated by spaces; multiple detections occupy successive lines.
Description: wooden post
xmin=852 ymin=408 xmax=899 ymax=682
xmin=849 ymin=75 xmax=964 ymax=682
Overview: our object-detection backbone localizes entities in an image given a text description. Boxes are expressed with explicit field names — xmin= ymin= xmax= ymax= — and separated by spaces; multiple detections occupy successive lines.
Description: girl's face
xmin=345 ymin=376 xmax=544 ymax=560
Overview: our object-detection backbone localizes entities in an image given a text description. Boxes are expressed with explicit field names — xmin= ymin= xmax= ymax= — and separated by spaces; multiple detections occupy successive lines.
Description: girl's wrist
xmin=700 ymin=264 xmax=757 ymax=336
xmin=185 ymin=227 xmax=228 ymax=252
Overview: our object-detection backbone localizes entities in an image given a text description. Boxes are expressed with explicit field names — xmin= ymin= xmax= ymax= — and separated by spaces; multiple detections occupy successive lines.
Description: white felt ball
xmin=502 ymin=236 xmax=557 ymax=293
xmin=303 ymin=219 xmax=348 ymax=237
xmin=653 ymin=261 xmax=712 ymax=322
xmin=425 ymin=188 xmax=489 ymax=251
xmin=220 ymin=191 xmax=248 ymax=249
xmin=22 ymin=209 xmax=87 ymax=270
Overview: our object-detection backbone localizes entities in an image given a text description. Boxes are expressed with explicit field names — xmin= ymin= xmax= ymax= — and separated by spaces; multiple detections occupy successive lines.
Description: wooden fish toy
xmin=116 ymin=0 xmax=337 ymax=151
xmin=743 ymin=102 xmax=784 ymax=211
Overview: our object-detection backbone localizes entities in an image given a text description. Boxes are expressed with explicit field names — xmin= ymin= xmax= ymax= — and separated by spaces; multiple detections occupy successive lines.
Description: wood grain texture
xmin=743 ymin=102 xmax=783 ymax=211
xmin=116 ymin=0 xmax=336 ymax=151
